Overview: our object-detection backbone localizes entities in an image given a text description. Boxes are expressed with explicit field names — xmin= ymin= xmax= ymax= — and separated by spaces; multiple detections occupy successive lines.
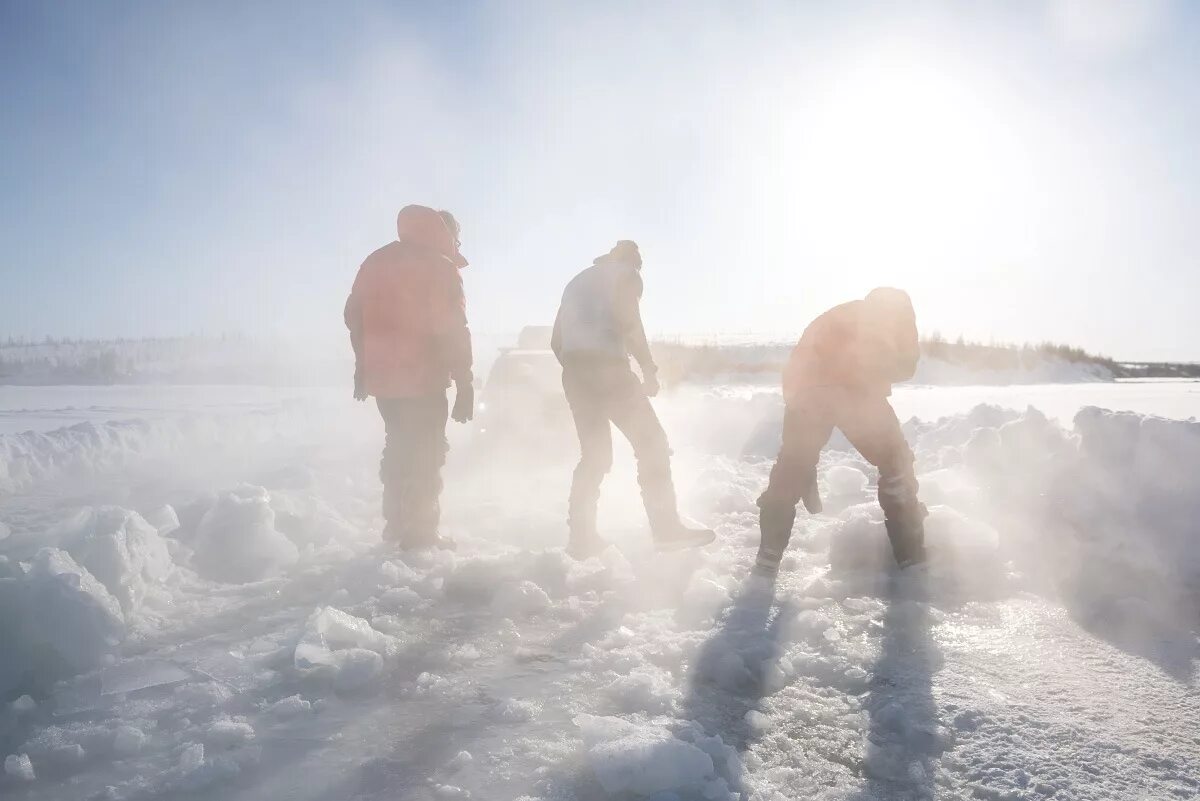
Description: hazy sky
xmin=2 ymin=1 xmax=1198 ymax=360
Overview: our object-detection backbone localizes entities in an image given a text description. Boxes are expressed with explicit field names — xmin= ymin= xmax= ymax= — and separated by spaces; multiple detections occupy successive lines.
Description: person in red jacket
xmin=344 ymin=205 xmax=473 ymax=550
xmin=755 ymin=287 xmax=927 ymax=576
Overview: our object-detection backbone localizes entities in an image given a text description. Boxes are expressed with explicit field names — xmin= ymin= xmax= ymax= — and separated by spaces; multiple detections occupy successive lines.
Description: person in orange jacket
xmin=755 ymin=287 xmax=927 ymax=575
xmin=344 ymin=205 xmax=473 ymax=550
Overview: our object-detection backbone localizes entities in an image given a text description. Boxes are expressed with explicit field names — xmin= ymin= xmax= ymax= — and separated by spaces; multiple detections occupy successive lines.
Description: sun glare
xmin=762 ymin=52 xmax=1036 ymax=295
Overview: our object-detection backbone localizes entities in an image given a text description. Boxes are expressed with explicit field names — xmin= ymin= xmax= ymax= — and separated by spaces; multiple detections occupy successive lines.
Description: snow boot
xmin=644 ymin=487 xmax=714 ymax=551
xmin=754 ymin=498 xmax=796 ymax=577
xmin=653 ymin=521 xmax=716 ymax=552
xmin=801 ymin=477 xmax=823 ymax=514
xmin=884 ymin=502 xmax=927 ymax=568
xmin=566 ymin=533 xmax=611 ymax=560
xmin=398 ymin=535 xmax=457 ymax=552
xmin=390 ymin=524 xmax=457 ymax=552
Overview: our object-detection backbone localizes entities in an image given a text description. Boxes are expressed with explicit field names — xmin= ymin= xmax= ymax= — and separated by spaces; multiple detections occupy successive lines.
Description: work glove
xmin=353 ymin=367 xmax=368 ymax=401
xmin=642 ymin=371 xmax=660 ymax=398
xmin=451 ymin=378 xmax=474 ymax=423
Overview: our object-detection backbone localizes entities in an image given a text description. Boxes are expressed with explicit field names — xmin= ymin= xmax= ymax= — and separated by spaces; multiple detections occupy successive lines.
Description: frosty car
xmin=473 ymin=326 xmax=576 ymax=463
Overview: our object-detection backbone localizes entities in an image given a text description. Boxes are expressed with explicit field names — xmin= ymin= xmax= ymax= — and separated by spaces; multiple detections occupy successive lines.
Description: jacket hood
xmin=396 ymin=205 xmax=468 ymax=268
xmin=593 ymin=239 xmax=642 ymax=270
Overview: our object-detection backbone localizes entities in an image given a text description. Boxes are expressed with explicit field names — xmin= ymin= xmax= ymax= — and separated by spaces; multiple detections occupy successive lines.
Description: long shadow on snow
xmin=848 ymin=567 xmax=941 ymax=801
xmin=673 ymin=575 xmax=792 ymax=796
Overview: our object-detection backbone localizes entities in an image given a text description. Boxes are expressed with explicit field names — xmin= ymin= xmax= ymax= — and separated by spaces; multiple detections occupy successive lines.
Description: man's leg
xmin=377 ymin=394 xmax=451 ymax=549
xmin=755 ymin=393 xmax=835 ymax=575
xmin=406 ymin=392 xmax=451 ymax=548
xmin=607 ymin=373 xmax=713 ymax=548
xmin=377 ymin=398 xmax=409 ymax=541
xmin=838 ymin=395 xmax=926 ymax=566
xmin=563 ymin=367 xmax=614 ymax=556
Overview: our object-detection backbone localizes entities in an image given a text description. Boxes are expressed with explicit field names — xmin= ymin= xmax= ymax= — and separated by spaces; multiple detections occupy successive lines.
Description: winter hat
xmin=438 ymin=210 xmax=469 ymax=268
xmin=607 ymin=240 xmax=642 ymax=268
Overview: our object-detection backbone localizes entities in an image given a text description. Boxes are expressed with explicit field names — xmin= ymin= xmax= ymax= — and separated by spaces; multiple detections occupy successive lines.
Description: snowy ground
xmin=1 ymin=381 xmax=1198 ymax=800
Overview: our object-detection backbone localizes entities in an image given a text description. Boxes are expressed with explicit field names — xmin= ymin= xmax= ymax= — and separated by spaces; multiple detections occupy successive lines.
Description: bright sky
xmin=2 ymin=1 xmax=1198 ymax=361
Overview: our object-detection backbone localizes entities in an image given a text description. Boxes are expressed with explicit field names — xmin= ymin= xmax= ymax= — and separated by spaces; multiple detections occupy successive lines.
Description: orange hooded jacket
xmin=344 ymin=205 xmax=472 ymax=398
xmin=783 ymin=288 xmax=919 ymax=402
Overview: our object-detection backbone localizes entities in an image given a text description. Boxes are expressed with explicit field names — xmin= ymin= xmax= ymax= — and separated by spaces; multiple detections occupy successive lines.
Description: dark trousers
xmin=760 ymin=386 xmax=924 ymax=557
xmin=562 ymin=361 xmax=679 ymax=538
xmin=377 ymin=392 xmax=449 ymax=544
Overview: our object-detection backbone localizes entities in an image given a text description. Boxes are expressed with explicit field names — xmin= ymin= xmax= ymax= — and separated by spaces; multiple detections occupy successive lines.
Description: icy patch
xmin=191 ymin=486 xmax=298 ymax=583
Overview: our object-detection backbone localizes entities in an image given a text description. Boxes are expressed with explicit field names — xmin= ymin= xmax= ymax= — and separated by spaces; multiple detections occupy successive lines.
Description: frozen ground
xmin=1 ymin=380 xmax=1198 ymax=800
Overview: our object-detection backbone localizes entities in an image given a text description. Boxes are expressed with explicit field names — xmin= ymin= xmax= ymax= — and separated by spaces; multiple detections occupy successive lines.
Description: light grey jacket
xmin=551 ymin=255 xmax=656 ymax=375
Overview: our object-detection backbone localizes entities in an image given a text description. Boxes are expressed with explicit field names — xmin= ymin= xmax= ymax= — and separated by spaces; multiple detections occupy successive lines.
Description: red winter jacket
xmin=783 ymin=288 xmax=919 ymax=402
xmin=344 ymin=206 xmax=472 ymax=398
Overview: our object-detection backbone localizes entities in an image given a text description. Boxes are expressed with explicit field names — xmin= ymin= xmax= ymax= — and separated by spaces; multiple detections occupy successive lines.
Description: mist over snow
xmin=1 ymin=378 xmax=1198 ymax=800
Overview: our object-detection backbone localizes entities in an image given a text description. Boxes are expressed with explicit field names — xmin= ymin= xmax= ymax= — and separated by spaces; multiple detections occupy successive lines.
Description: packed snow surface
xmin=0 ymin=381 xmax=1198 ymax=800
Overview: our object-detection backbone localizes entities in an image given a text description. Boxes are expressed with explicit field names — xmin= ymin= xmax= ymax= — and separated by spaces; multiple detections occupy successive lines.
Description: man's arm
xmin=344 ymin=271 xmax=368 ymax=400
xmin=615 ymin=270 xmax=656 ymax=377
xmin=433 ymin=263 xmax=473 ymax=384
xmin=344 ymin=291 xmax=363 ymax=363
xmin=551 ymin=304 xmax=564 ymax=364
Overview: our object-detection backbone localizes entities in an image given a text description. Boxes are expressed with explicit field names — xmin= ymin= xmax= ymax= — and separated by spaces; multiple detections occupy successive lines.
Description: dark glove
xmin=642 ymin=371 xmax=660 ymax=398
xmin=353 ymin=367 xmax=368 ymax=402
xmin=451 ymin=378 xmax=474 ymax=423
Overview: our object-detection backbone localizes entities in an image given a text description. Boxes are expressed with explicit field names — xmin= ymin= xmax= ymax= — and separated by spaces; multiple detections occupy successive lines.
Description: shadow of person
xmin=850 ymin=567 xmax=943 ymax=801
xmin=674 ymin=573 xmax=793 ymax=795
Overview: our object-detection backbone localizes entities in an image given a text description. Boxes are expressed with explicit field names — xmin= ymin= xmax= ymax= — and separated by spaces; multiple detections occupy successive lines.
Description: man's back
xmin=554 ymin=259 xmax=638 ymax=362
xmin=784 ymin=291 xmax=918 ymax=399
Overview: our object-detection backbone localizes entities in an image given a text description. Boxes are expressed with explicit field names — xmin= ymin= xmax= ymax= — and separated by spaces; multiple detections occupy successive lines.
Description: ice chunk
xmin=825 ymin=464 xmax=869 ymax=496
xmin=332 ymin=648 xmax=384 ymax=692
xmin=54 ymin=507 xmax=173 ymax=616
xmin=0 ymin=548 xmax=126 ymax=697
xmin=268 ymin=694 xmax=311 ymax=719
xmin=604 ymin=668 xmax=680 ymax=714
xmin=743 ymin=709 xmax=772 ymax=734
xmin=270 ymin=491 xmax=359 ymax=547
xmin=112 ymin=726 xmax=147 ymax=757
xmin=12 ymin=694 xmax=36 ymax=713
xmin=191 ymin=486 xmax=298 ymax=583
xmin=295 ymin=606 xmax=392 ymax=669
xmin=491 ymin=698 xmax=540 ymax=723
xmin=5 ymin=753 xmax=35 ymax=782
xmin=493 ymin=580 xmax=552 ymax=617
xmin=142 ymin=504 xmax=181 ymax=535
xmin=205 ymin=717 xmax=255 ymax=748
xmin=178 ymin=742 xmax=205 ymax=773
xmin=575 ymin=714 xmax=715 ymax=796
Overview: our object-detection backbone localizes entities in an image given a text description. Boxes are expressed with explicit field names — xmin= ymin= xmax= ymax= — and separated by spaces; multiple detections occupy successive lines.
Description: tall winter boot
xmin=566 ymin=500 xmax=609 ymax=560
xmin=644 ymin=495 xmax=714 ymax=552
xmin=754 ymin=497 xmax=797 ymax=577
xmin=641 ymin=467 xmax=714 ymax=551
xmin=884 ymin=502 xmax=928 ymax=568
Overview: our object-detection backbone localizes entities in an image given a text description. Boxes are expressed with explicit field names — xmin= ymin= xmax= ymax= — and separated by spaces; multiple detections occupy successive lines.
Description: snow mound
xmin=191 ymin=486 xmax=299 ymax=583
xmin=52 ymin=506 xmax=173 ymax=617
xmin=574 ymin=715 xmax=718 ymax=797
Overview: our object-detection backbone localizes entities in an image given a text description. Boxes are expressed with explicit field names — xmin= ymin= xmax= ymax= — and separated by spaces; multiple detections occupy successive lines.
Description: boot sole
xmin=654 ymin=530 xmax=716 ymax=552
